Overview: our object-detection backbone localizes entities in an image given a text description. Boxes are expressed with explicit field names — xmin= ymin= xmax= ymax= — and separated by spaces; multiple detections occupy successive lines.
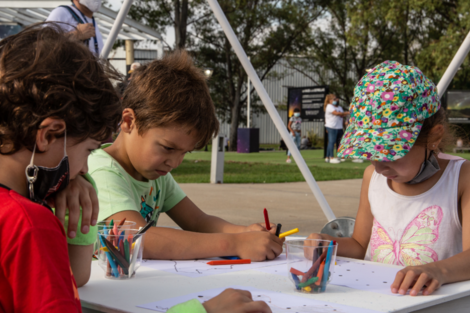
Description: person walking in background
xmin=46 ymin=0 xmax=103 ymax=56
xmin=286 ymin=108 xmax=302 ymax=163
xmin=324 ymin=94 xmax=349 ymax=163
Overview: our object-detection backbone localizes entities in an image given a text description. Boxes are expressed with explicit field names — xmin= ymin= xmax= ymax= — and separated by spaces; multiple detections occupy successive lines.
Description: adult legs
xmin=326 ymin=127 xmax=338 ymax=158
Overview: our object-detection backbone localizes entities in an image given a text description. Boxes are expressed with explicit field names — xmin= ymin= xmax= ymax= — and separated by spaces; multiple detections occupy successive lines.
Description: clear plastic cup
xmin=96 ymin=229 xmax=145 ymax=280
xmin=285 ymin=239 xmax=338 ymax=293
xmin=94 ymin=220 xmax=137 ymax=257
xmin=97 ymin=220 xmax=137 ymax=232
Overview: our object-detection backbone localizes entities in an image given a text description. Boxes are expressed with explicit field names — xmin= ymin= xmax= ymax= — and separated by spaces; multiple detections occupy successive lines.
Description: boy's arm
xmin=67 ymin=244 xmax=93 ymax=287
xmin=107 ymin=210 xmax=283 ymax=261
xmin=167 ymin=197 xmax=275 ymax=234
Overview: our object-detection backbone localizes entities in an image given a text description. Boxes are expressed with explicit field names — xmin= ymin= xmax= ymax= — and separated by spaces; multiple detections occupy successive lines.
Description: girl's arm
xmin=287 ymin=120 xmax=293 ymax=134
xmin=68 ymin=244 xmax=93 ymax=287
xmin=307 ymin=165 xmax=375 ymax=258
xmin=391 ymin=161 xmax=470 ymax=296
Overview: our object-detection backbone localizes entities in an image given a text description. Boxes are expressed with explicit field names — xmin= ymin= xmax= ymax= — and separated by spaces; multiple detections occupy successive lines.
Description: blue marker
xmin=321 ymin=240 xmax=334 ymax=292
xmin=220 ymin=256 xmax=241 ymax=260
xmin=99 ymin=235 xmax=119 ymax=277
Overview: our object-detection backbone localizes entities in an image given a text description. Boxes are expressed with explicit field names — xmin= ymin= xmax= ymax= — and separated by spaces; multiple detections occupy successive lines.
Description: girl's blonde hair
xmin=324 ymin=94 xmax=336 ymax=111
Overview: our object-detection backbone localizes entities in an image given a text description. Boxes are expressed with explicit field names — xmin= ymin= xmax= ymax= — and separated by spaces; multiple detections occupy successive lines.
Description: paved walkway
xmin=157 ymin=179 xmax=363 ymax=236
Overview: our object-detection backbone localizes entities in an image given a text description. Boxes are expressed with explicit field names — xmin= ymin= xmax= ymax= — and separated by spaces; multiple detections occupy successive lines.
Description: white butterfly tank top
xmin=365 ymin=156 xmax=464 ymax=266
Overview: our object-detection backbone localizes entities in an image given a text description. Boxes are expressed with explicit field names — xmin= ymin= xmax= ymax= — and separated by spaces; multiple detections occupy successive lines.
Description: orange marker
xmin=207 ymin=259 xmax=251 ymax=266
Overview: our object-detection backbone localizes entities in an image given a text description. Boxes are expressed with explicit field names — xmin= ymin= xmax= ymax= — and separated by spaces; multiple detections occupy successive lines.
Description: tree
xmin=194 ymin=0 xmax=326 ymax=150
xmin=286 ymin=0 xmax=403 ymax=104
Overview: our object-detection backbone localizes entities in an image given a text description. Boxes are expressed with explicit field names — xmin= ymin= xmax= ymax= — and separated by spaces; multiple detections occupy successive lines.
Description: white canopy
xmin=0 ymin=0 xmax=162 ymax=42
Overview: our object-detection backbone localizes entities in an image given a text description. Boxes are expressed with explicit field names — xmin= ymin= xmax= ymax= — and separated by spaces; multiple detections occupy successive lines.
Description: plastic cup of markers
xmin=285 ymin=239 xmax=338 ymax=293
xmin=94 ymin=220 xmax=137 ymax=257
xmin=96 ymin=229 xmax=145 ymax=280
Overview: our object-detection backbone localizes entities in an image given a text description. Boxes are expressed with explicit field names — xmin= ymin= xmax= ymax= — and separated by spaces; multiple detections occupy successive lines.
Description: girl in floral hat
xmin=307 ymin=60 xmax=470 ymax=297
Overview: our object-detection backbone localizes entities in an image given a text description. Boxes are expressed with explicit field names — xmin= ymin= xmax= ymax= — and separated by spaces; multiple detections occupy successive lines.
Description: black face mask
xmin=25 ymin=134 xmax=70 ymax=210
xmin=406 ymin=148 xmax=440 ymax=185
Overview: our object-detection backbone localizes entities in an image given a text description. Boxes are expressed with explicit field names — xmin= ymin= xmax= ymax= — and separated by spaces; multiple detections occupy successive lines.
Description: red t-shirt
xmin=0 ymin=185 xmax=82 ymax=313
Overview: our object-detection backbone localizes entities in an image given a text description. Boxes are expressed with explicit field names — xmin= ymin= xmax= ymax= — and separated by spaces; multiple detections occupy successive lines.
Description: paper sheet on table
xmin=329 ymin=259 xmax=403 ymax=295
xmin=256 ymin=258 xmax=403 ymax=296
xmin=137 ymin=285 xmax=382 ymax=313
xmin=141 ymin=254 xmax=288 ymax=277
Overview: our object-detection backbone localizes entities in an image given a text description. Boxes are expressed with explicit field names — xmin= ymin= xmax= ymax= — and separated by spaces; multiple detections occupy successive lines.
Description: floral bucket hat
xmin=337 ymin=61 xmax=440 ymax=162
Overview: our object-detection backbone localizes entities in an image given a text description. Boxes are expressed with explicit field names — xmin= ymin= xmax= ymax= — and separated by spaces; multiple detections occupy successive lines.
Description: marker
xmin=220 ymin=256 xmax=241 ymax=260
xmin=207 ymin=259 xmax=251 ymax=266
xmin=275 ymin=223 xmax=282 ymax=237
xmin=263 ymin=208 xmax=271 ymax=230
xmin=279 ymin=228 xmax=299 ymax=239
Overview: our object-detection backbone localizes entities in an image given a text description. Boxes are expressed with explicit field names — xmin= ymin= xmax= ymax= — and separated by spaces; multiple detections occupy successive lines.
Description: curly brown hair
xmin=0 ymin=23 xmax=122 ymax=155
xmin=122 ymin=50 xmax=219 ymax=149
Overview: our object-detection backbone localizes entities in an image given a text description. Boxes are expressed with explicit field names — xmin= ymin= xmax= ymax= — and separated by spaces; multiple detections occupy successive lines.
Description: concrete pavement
xmin=157 ymin=179 xmax=363 ymax=236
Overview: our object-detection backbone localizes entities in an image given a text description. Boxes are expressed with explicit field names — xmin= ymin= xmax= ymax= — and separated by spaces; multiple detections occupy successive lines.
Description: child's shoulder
xmin=88 ymin=146 xmax=123 ymax=175
xmin=0 ymin=188 xmax=63 ymax=236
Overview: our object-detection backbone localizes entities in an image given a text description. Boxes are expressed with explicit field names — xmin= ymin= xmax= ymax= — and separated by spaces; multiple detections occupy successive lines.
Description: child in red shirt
xmin=0 ymin=24 xmax=121 ymax=312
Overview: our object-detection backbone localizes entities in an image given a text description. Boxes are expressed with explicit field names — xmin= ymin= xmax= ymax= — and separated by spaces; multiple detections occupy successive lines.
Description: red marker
xmin=263 ymin=208 xmax=271 ymax=230
xmin=207 ymin=259 xmax=251 ymax=266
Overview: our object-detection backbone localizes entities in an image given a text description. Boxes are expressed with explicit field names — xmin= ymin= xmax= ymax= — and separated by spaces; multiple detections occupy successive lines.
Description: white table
xmin=79 ymin=256 xmax=470 ymax=313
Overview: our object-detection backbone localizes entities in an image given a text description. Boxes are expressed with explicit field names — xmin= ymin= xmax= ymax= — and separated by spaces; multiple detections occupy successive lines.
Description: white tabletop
xmin=79 ymin=255 xmax=470 ymax=313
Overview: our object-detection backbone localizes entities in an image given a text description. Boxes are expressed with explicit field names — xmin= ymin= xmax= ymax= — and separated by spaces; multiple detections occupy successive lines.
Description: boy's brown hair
xmin=123 ymin=50 xmax=219 ymax=149
xmin=0 ymin=23 xmax=122 ymax=155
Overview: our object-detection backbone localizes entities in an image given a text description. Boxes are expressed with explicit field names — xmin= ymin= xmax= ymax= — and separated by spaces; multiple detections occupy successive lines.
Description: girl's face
xmin=371 ymin=144 xmax=427 ymax=183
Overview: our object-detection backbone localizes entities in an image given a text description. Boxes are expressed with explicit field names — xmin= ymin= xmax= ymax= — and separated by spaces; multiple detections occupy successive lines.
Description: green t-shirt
xmin=53 ymin=172 xmax=98 ymax=246
xmin=167 ymin=299 xmax=206 ymax=313
xmin=88 ymin=145 xmax=186 ymax=223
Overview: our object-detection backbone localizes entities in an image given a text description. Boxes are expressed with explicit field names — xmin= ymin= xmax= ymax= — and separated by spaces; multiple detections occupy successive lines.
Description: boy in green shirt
xmin=89 ymin=50 xmax=283 ymax=261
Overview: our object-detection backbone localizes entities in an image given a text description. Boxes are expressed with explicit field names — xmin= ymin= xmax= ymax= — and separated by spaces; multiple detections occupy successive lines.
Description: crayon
xmin=99 ymin=235 xmax=119 ymax=277
xmin=279 ymin=228 xmax=299 ymax=239
xmin=207 ymin=259 xmax=251 ymax=266
xmin=298 ymin=277 xmax=318 ymax=288
xmin=315 ymin=260 xmax=325 ymax=286
xmin=275 ymin=224 xmax=282 ymax=237
xmin=290 ymin=267 xmax=305 ymax=276
xmin=109 ymin=219 xmax=114 ymax=227
xmin=117 ymin=218 xmax=127 ymax=227
xmin=301 ymin=249 xmax=327 ymax=282
xmin=321 ymin=241 xmax=334 ymax=291
xmin=103 ymin=237 xmax=129 ymax=275
xmin=263 ymin=208 xmax=271 ymax=230
xmin=291 ymin=273 xmax=301 ymax=290
xmin=124 ymin=239 xmax=130 ymax=263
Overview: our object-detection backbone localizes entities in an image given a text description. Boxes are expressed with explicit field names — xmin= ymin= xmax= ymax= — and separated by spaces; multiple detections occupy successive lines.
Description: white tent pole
xmin=100 ymin=0 xmax=135 ymax=60
xmin=206 ymin=0 xmax=336 ymax=221
xmin=437 ymin=30 xmax=470 ymax=99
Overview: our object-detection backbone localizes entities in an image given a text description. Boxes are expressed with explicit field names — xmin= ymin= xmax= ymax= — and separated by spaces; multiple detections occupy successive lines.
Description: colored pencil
xmin=263 ymin=208 xmax=271 ymax=230
xmin=207 ymin=259 xmax=251 ymax=266
xmin=279 ymin=228 xmax=299 ymax=239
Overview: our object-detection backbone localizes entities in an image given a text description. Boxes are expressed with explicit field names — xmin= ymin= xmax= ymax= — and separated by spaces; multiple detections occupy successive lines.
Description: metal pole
xmin=100 ymin=0 xmax=135 ymax=60
xmin=125 ymin=40 xmax=135 ymax=79
xmin=206 ymin=0 xmax=336 ymax=221
xmin=437 ymin=30 xmax=470 ymax=99
xmin=247 ymin=57 xmax=251 ymax=128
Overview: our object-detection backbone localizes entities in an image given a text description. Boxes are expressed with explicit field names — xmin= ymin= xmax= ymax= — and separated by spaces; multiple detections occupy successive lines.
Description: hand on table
xmin=48 ymin=175 xmax=99 ymax=239
xmin=391 ymin=262 xmax=445 ymax=296
xmin=234 ymin=231 xmax=284 ymax=261
xmin=245 ymin=222 xmax=276 ymax=233
xmin=203 ymin=288 xmax=272 ymax=313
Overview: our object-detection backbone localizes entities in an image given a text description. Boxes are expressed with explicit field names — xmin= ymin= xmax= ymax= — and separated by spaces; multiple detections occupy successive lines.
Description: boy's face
xmin=126 ymin=124 xmax=199 ymax=181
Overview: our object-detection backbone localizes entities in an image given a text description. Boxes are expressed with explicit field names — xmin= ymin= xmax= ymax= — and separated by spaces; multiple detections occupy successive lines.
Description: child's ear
xmin=427 ymin=124 xmax=444 ymax=151
xmin=36 ymin=118 xmax=66 ymax=152
xmin=121 ymin=109 xmax=137 ymax=133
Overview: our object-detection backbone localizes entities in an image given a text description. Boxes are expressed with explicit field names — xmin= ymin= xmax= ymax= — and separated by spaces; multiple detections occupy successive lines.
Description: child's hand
xmin=391 ymin=262 xmax=445 ymax=296
xmin=48 ymin=175 xmax=99 ymax=239
xmin=245 ymin=223 xmax=276 ymax=232
xmin=203 ymin=288 xmax=272 ymax=313
xmin=234 ymin=232 xmax=284 ymax=261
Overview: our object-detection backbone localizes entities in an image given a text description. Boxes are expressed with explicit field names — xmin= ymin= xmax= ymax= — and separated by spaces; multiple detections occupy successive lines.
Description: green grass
xmin=172 ymin=150 xmax=370 ymax=183
xmin=171 ymin=149 xmax=470 ymax=184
